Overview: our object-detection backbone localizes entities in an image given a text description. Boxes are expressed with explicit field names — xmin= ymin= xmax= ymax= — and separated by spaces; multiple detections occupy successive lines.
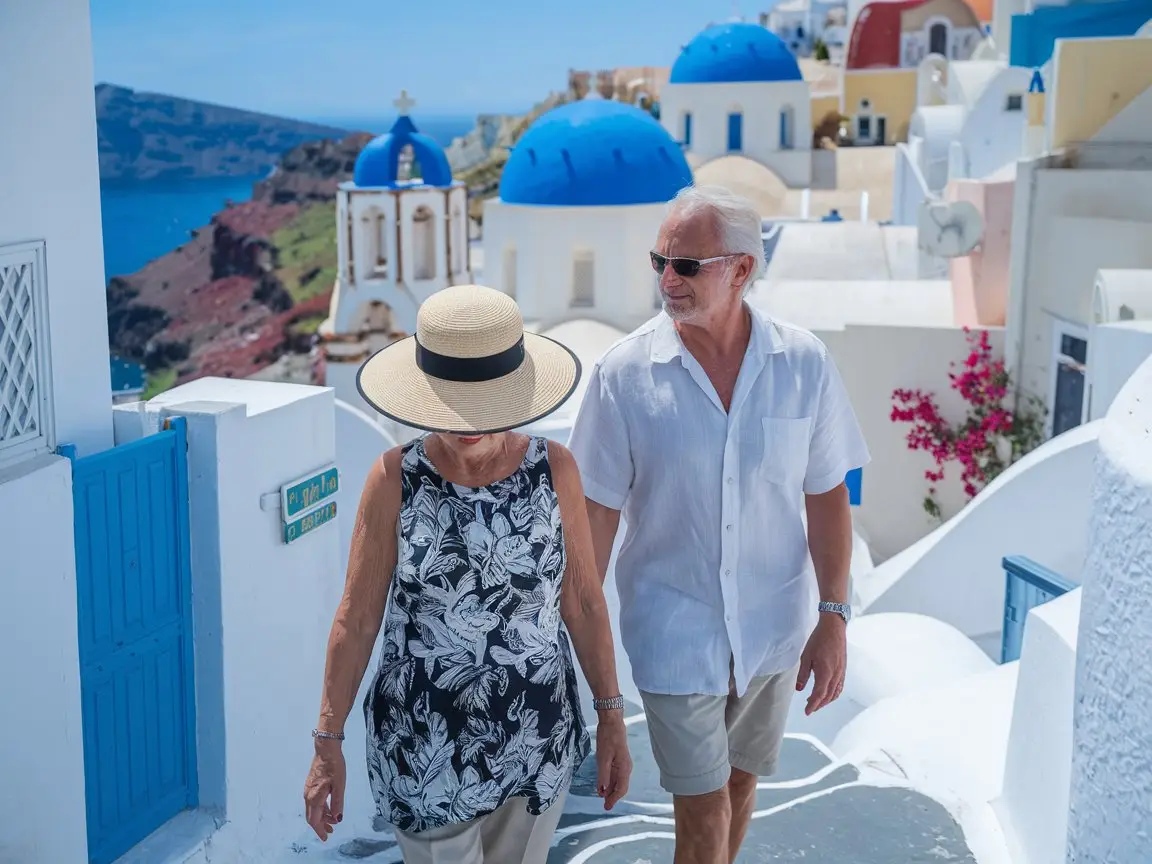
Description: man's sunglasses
xmin=650 ymin=251 xmax=740 ymax=278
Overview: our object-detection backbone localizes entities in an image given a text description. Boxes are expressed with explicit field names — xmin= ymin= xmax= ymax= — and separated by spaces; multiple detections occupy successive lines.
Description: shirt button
xmin=726 ymin=524 xmax=733 ymax=531
xmin=726 ymin=477 xmax=734 ymax=484
xmin=725 ymin=569 xmax=731 ymax=576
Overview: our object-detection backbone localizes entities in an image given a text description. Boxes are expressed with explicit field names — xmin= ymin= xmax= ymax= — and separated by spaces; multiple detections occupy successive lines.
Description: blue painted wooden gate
xmin=1001 ymin=555 xmax=1075 ymax=663
xmin=62 ymin=418 xmax=198 ymax=864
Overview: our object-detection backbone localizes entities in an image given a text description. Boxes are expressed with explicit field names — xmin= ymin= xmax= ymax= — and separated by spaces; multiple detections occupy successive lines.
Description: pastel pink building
xmin=947 ymin=172 xmax=1016 ymax=327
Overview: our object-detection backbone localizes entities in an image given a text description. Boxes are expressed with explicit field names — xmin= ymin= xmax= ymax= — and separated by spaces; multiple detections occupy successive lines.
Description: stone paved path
xmin=310 ymin=700 xmax=977 ymax=863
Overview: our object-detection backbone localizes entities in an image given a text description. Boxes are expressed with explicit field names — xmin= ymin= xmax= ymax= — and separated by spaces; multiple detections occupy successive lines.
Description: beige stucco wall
xmin=842 ymin=68 xmax=918 ymax=144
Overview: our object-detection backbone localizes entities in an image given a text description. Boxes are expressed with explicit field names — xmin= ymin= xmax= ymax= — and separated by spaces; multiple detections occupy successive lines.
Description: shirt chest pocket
xmin=759 ymin=417 xmax=812 ymax=487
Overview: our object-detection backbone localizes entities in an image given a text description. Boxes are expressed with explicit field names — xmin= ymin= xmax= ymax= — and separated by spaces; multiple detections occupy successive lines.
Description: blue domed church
xmin=660 ymin=22 xmax=814 ymax=188
xmin=482 ymin=97 xmax=694 ymax=330
xmin=322 ymin=91 xmax=472 ymax=422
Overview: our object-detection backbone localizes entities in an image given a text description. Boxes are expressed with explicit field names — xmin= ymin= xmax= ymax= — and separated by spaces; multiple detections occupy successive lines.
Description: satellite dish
xmin=918 ymin=199 xmax=984 ymax=258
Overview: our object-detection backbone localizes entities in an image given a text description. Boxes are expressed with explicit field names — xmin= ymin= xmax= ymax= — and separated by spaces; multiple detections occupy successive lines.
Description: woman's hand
xmin=595 ymin=715 xmax=632 ymax=810
xmin=304 ymin=740 xmax=347 ymax=841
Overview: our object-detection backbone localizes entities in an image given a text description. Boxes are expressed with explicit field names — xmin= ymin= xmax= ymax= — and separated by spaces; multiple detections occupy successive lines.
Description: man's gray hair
xmin=667 ymin=185 xmax=766 ymax=290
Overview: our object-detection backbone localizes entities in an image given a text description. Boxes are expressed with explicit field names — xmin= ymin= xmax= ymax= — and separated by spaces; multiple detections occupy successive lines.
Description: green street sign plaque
xmin=284 ymin=501 xmax=337 ymax=544
xmin=281 ymin=465 xmax=339 ymax=520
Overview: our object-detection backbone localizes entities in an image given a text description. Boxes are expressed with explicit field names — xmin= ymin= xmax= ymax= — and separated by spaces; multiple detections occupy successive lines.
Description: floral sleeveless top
xmin=363 ymin=435 xmax=590 ymax=834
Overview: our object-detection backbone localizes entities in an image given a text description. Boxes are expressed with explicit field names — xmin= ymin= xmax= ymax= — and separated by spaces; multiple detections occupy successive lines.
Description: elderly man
xmin=567 ymin=184 xmax=870 ymax=864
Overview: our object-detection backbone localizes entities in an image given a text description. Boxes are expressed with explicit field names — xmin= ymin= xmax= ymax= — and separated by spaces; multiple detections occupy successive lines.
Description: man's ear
xmin=731 ymin=254 xmax=756 ymax=292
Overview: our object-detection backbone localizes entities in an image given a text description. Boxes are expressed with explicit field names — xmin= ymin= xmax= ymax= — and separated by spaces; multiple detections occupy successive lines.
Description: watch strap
xmin=592 ymin=695 xmax=625 ymax=711
xmin=818 ymin=601 xmax=851 ymax=623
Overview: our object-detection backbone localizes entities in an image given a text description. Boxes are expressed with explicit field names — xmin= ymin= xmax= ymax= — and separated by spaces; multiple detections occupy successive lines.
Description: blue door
xmin=1000 ymin=555 xmax=1075 ymax=663
xmin=728 ymin=112 xmax=743 ymax=152
xmin=64 ymin=418 xmax=197 ymax=864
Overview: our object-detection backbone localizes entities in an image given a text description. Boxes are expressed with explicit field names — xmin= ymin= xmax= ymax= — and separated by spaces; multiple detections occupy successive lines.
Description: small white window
xmin=0 ymin=241 xmax=54 ymax=469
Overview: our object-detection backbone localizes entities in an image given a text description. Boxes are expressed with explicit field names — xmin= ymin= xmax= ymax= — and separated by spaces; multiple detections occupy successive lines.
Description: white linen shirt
xmin=567 ymin=306 xmax=871 ymax=697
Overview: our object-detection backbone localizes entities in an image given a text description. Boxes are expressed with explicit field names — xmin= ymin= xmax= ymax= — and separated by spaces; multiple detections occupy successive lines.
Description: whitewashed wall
xmin=856 ymin=421 xmax=1097 ymax=647
xmin=0 ymin=2 xmax=110 ymax=858
xmin=1087 ymin=321 xmax=1152 ymax=421
xmin=892 ymin=141 xmax=932 ymax=226
xmin=333 ymin=398 xmax=397 ymax=572
xmin=0 ymin=456 xmax=88 ymax=863
xmin=0 ymin=0 xmax=111 ymax=459
xmin=958 ymin=66 xmax=1030 ymax=181
xmin=1067 ymin=355 xmax=1152 ymax=863
xmin=483 ymin=201 xmax=666 ymax=331
xmin=819 ymin=324 xmax=998 ymax=560
xmin=660 ymin=80 xmax=814 ymax=187
xmin=1007 ymin=160 xmax=1152 ymax=409
xmin=994 ymin=588 xmax=1080 ymax=864
xmin=115 ymin=379 xmax=343 ymax=860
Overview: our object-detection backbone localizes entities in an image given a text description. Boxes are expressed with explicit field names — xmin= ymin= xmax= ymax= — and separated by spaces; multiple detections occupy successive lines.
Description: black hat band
xmin=415 ymin=336 xmax=526 ymax=382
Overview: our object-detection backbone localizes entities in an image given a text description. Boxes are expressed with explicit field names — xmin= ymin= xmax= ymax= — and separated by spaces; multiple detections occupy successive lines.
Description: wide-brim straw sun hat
xmin=356 ymin=284 xmax=581 ymax=434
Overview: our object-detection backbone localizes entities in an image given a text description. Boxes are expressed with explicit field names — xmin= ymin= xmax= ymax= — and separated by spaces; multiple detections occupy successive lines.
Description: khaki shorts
xmin=393 ymin=790 xmax=567 ymax=864
xmin=639 ymin=665 xmax=798 ymax=796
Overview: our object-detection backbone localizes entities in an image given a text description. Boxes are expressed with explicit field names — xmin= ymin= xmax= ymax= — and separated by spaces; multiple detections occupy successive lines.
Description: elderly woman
xmin=303 ymin=285 xmax=631 ymax=863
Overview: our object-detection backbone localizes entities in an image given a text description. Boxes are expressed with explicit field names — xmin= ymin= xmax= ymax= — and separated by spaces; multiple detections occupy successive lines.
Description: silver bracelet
xmin=312 ymin=728 xmax=345 ymax=741
xmin=592 ymin=695 xmax=625 ymax=712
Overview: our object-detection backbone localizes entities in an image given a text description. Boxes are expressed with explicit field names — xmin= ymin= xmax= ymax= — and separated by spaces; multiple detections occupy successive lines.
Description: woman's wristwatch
xmin=592 ymin=695 xmax=625 ymax=712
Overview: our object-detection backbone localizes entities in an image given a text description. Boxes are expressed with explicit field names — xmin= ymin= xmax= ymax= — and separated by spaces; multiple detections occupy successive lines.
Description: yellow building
xmin=1047 ymin=36 xmax=1152 ymax=149
xmin=841 ymin=0 xmax=984 ymax=144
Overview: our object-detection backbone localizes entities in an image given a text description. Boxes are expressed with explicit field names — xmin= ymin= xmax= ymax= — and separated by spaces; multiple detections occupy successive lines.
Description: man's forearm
xmin=805 ymin=483 xmax=853 ymax=604
xmin=585 ymin=498 xmax=622 ymax=586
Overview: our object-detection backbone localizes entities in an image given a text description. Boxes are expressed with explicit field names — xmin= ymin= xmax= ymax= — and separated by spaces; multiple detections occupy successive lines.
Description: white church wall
xmin=0 ymin=0 xmax=111 ymax=460
xmin=1067 ymin=355 xmax=1152 ymax=864
xmin=128 ymin=378 xmax=343 ymax=858
xmin=335 ymin=183 xmax=468 ymax=337
xmin=0 ymin=455 xmax=89 ymax=863
xmin=959 ymin=67 xmax=1030 ymax=181
xmin=661 ymin=80 xmax=814 ymax=187
xmin=483 ymin=201 xmax=666 ymax=331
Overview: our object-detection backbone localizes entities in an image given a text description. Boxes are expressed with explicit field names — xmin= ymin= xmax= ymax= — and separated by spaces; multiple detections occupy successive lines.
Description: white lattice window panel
xmin=0 ymin=241 xmax=54 ymax=469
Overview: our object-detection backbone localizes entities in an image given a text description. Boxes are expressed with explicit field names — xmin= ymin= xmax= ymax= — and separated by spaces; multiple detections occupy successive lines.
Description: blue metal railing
xmin=1001 ymin=555 xmax=1077 ymax=664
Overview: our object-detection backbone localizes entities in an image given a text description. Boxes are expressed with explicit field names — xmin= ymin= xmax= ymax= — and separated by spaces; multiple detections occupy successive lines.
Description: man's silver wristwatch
xmin=818 ymin=601 xmax=851 ymax=624
xmin=593 ymin=695 xmax=625 ymax=711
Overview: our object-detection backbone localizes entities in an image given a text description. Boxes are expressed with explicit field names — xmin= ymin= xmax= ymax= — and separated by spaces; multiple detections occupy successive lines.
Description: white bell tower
xmin=321 ymin=90 xmax=471 ymax=427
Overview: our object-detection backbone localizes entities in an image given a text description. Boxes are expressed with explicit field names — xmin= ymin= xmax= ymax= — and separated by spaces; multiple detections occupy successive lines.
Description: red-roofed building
xmin=840 ymin=0 xmax=984 ymax=145
xmin=847 ymin=0 xmax=984 ymax=70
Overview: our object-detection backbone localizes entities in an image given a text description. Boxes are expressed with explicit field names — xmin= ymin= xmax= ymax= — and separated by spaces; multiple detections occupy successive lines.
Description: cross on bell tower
xmin=393 ymin=89 xmax=416 ymax=117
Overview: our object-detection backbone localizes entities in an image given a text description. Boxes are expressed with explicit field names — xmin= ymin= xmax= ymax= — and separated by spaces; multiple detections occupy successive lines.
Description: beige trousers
xmin=393 ymin=789 xmax=568 ymax=864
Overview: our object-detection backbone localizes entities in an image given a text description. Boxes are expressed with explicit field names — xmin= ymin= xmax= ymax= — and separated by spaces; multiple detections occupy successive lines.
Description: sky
xmin=89 ymin=0 xmax=764 ymax=122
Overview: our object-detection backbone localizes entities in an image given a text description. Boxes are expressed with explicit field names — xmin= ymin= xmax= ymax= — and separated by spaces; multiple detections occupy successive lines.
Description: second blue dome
xmin=498 ymin=100 xmax=693 ymax=208
xmin=670 ymin=22 xmax=803 ymax=85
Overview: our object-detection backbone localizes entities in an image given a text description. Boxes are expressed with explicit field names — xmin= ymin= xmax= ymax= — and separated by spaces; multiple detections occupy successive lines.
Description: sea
xmin=100 ymin=114 xmax=476 ymax=283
